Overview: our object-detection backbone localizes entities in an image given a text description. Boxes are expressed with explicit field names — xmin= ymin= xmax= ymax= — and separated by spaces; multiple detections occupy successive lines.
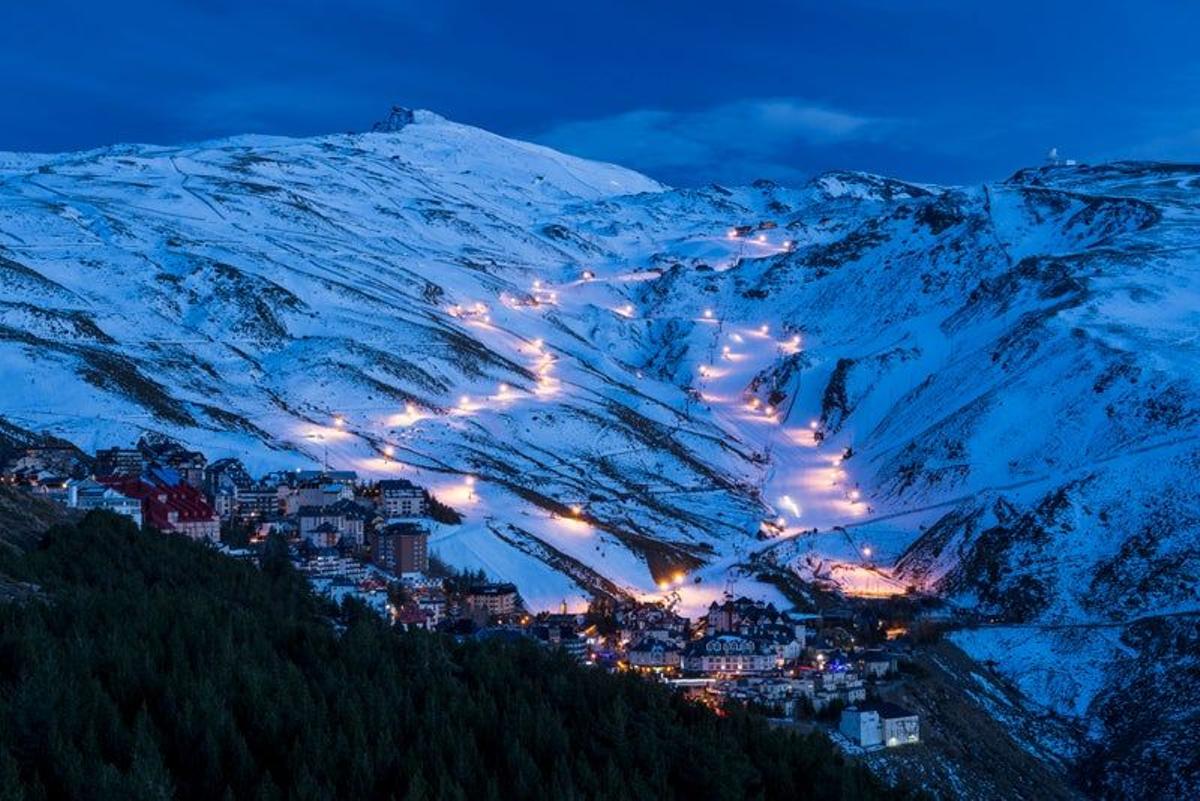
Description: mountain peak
xmin=372 ymin=105 xmax=417 ymax=133
xmin=370 ymin=106 xmax=451 ymax=134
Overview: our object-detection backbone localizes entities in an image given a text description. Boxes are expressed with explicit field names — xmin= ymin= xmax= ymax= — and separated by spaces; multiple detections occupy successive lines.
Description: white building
xmin=282 ymin=472 xmax=357 ymax=515
xmin=290 ymin=482 xmax=354 ymax=512
xmin=839 ymin=702 xmax=920 ymax=749
xmin=213 ymin=488 xmax=236 ymax=521
xmin=414 ymin=591 xmax=446 ymax=626
xmin=860 ymin=650 xmax=898 ymax=678
xmin=378 ymin=479 xmax=427 ymax=518
xmin=682 ymin=634 xmax=777 ymax=675
xmin=298 ymin=500 xmax=371 ymax=547
xmin=628 ymin=638 xmax=682 ymax=670
xmin=67 ymin=479 xmax=143 ymax=526
xmin=300 ymin=547 xmax=368 ymax=581
xmin=799 ymin=669 xmax=867 ymax=711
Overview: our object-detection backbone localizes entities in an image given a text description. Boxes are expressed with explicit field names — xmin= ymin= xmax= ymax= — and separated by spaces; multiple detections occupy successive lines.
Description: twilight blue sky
xmin=2 ymin=1 xmax=1198 ymax=186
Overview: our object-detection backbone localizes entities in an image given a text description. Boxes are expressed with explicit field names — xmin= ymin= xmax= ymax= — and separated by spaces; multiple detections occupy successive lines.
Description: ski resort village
xmin=3 ymin=434 xmax=925 ymax=756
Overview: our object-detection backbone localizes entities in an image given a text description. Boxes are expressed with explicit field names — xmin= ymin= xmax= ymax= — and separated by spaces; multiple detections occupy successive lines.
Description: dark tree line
xmin=0 ymin=512 xmax=907 ymax=801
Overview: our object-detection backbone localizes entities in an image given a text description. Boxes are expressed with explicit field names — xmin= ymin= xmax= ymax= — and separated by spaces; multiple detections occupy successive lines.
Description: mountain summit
xmin=371 ymin=105 xmax=416 ymax=132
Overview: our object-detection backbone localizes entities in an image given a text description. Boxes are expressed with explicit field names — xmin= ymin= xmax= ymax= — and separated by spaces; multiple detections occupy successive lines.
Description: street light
xmin=304 ymin=433 xmax=329 ymax=472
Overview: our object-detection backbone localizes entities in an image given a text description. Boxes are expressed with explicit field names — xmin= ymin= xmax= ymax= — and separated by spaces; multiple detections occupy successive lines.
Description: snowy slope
xmin=2 ymin=111 xmax=1198 ymax=792
xmin=0 ymin=110 xmax=792 ymax=613
xmin=622 ymin=163 xmax=1200 ymax=796
xmin=0 ymin=118 xmax=1195 ymax=613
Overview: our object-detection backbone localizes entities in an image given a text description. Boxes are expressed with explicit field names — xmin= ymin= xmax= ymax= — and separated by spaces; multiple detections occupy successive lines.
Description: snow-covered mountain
xmin=1 ymin=108 xmax=1197 ymax=795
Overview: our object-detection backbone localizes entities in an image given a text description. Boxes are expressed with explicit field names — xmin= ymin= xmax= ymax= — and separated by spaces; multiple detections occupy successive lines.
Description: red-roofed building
xmin=99 ymin=475 xmax=220 ymax=542
xmin=392 ymin=605 xmax=430 ymax=631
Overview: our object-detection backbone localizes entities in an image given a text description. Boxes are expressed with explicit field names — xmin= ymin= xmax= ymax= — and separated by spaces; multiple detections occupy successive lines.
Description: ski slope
xmin=0 ymin=113 xmax=1197 ymax=629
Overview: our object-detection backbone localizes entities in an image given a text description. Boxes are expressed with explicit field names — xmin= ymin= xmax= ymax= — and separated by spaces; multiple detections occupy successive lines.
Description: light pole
xmin=304 ymin=433 xmax=328 ymax=472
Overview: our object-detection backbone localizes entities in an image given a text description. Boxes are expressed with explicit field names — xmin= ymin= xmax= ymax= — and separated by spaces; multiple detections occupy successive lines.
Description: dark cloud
xmin=1 ymin=1 xmax=1197 ymax=184
xmin=534 ymin=99 xmax=894 ymax=185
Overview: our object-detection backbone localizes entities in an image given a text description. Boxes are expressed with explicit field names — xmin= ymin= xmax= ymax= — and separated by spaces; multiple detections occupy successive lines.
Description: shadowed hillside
xmin=0 ymin=512 xmax=911 ymax=801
